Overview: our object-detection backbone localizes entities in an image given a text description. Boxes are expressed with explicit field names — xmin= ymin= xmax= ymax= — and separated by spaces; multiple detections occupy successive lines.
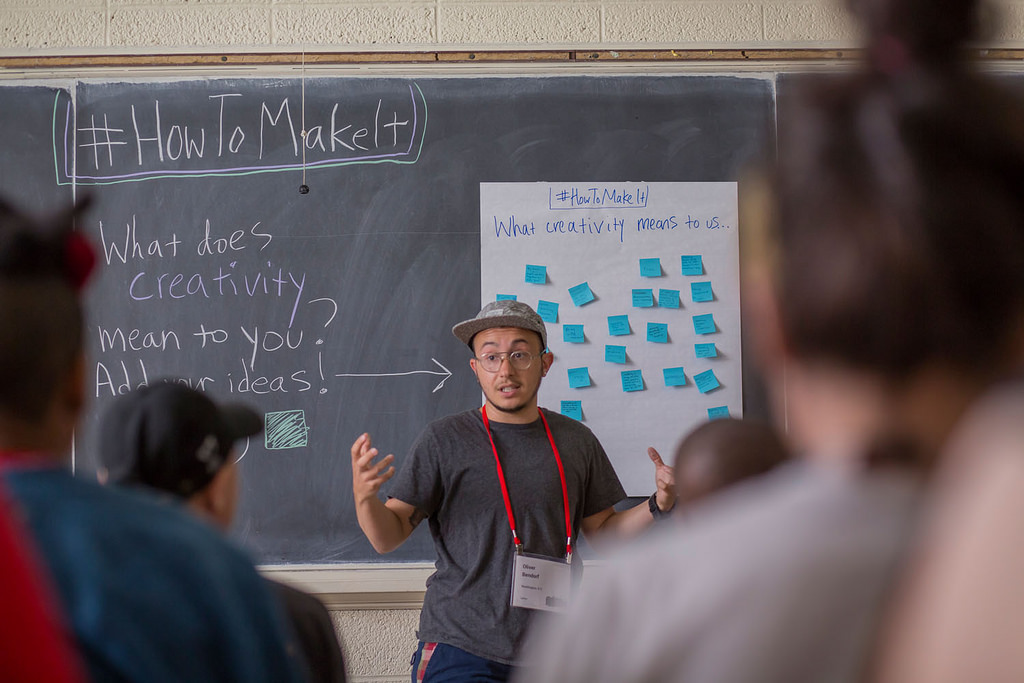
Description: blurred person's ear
xmin=189 ymin=459 xmax=239 ymax=531
xmin=745 ymin=274 xmax=787 ymax=377
xmin=739 ymin=169 xmax=789 ymax=379
xmin=1009 ymin=311 xmax=1024 ymax=372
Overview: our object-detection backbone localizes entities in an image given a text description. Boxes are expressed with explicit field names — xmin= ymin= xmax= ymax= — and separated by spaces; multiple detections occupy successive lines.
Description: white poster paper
xmin=480 ymin=182 xmax=741 ymax=494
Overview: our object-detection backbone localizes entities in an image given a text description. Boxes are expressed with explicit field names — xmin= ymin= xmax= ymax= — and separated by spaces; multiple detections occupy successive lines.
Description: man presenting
xmin=351 ymin=300 xmax=675 ymax=681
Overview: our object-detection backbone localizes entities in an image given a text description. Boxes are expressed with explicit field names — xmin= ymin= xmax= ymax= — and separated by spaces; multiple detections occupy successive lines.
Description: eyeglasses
xmin=475 ymin=350 xmax=537 ymax=373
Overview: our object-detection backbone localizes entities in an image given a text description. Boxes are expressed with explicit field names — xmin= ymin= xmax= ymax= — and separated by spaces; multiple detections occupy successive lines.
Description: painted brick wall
xmin=1 ymin=0 xmax=1021 ymax=53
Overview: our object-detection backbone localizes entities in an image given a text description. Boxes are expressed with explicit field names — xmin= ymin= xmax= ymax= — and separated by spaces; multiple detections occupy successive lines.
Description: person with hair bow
xmin=0 ymin=196 xmax=306 ymax=683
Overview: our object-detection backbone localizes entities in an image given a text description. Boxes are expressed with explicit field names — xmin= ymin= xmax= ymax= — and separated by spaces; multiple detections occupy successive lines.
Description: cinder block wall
xmin=334 ymin=609 xmax=420 ymax=682
xmin=1 ymin=0 xmax=1021 ymax=53
xmin=3 ymin=1 xmax=1023 ymax=682
xmin=6 ymin=1 xmax=838 ymax=52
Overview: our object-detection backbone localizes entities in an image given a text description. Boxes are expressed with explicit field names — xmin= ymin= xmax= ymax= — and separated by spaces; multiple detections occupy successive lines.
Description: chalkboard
xmin=0 ymin=85 xmax=73 ymax=214
xmin=0 ymin=73 xmax=774 ymax=564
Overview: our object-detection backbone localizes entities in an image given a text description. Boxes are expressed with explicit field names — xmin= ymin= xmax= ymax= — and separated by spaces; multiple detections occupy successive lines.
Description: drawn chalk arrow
xmin=334 ymin=357 xmax=453 ymax=393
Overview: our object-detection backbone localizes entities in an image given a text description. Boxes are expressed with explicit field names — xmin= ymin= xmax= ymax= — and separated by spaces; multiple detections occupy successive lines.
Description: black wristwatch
xmin=648 ymin=492 xmax=674 ymax=520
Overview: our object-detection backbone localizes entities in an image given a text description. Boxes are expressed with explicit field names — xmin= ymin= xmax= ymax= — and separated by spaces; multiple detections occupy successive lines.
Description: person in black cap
xmin=99 ymin=381 xmax=348 ymax=683
xmin=98 ymin=380 xmax=258 ymax=494
xmin=0 ymin=196 xmax=304 ymax=683
xmin=350 ymin=299 xmax=675 ymax=682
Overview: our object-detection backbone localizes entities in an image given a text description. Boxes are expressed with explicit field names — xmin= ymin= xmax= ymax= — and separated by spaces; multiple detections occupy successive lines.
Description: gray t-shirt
xmin=388 ymin=407 xmax=626 ymax=665
xmin=516 ymin=461 xmax=922 ymax=683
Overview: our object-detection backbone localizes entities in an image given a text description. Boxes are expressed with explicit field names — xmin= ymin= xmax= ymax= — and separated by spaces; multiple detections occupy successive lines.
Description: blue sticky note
xmin=663 ymin=367 xmax=687 ymax=387
xmin=608 ymin=315 xmax=631 ymax=336
xmin=537 ymin=300 xmax=558 ymax=323
xmin=632 ymin=289 xmax=655 ymax=308
xmin=568 ymin=282 xmax=595 ymax=306
xmin=681 ymin=255 xmax=703 ymax=276
xmin=695 ymin=343 xmax=718 ymax=358
xmin=691 ymin=281 xmax=714 ymax=303
xmin=496 ymin=293 xmax=517 ymax=301
xmin=694 ymin=369 xmax=721 ymax=394
xmin=567 ymin=367 xmax=591 ymax=389
xmin=525 ymin=264 xmax=547 ymax=284
xmin=621 ymin=369 xmax=645 ymax=393
xmin=692 ymin=313 xmax=716 ymax=335
xmin=639 ymin=258 xmax=662 ymax=277
xmin=658 ymin=289 xmax=680 ymax=309
xmin=605 ymin=345 xmax=627 ymax=364
xmin=707 ymin=406 xmax=730 ymax=420
xmin=561 ymin=400 xmax=583 ymax=421
xmin=563 ymin=324 xmax=585 ymax=344
xmin=647 ymin=322 xmax=669 ymax=343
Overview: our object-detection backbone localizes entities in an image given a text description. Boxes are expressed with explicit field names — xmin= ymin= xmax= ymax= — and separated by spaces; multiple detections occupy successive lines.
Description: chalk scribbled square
xmin=265 ymin=410 xmax=308 ymax=450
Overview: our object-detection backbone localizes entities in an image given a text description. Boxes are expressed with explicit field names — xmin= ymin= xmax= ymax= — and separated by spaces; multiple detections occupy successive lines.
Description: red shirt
xmin=0 ymin=482 xmax=85 ymax=682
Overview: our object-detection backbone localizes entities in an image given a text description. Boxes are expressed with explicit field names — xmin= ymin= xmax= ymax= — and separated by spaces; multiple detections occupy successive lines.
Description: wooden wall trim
xmin=5 ymin=47 xmax=1024 ymax=71
xmin=0 ymin=48 xmax=865 ymax=71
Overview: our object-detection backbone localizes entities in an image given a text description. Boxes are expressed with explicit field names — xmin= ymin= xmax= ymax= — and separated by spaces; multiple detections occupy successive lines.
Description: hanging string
xmin=299 ymin=30 xmax=309 ymax=194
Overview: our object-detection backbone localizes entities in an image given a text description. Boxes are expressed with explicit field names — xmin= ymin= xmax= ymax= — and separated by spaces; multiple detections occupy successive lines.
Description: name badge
xmin=510 ymin=553 xmax=571 ymax=613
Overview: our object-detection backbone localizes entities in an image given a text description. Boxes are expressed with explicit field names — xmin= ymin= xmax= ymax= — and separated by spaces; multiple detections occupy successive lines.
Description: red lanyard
xmin=481 ymin=405 xmax=573 ymax=563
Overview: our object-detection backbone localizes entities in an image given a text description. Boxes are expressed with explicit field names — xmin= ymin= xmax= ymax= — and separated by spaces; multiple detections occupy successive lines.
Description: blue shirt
xmin=3 ymin=466 xmax=305 ymax=683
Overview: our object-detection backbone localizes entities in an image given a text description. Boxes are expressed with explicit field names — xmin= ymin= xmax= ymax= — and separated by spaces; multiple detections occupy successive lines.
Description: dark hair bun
xmin=0 ymin=196 xmax=95 ymax=291
xmin=846 ymin=0 xmax=983 ymax=71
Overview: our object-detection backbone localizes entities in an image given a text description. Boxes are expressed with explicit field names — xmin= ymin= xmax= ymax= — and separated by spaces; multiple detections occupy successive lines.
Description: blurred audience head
xmin=97 ymin=382 xmax=261 ymax=529
xmin=845 ymin=0 xmax=988 ymax=75
xmin=673 ymin=418 xmax=790 ymax=507
xmin=742 ymin=0 xmax=1024 ymax=466
xmin=0 ymin=196 xmax=94 ymax=453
